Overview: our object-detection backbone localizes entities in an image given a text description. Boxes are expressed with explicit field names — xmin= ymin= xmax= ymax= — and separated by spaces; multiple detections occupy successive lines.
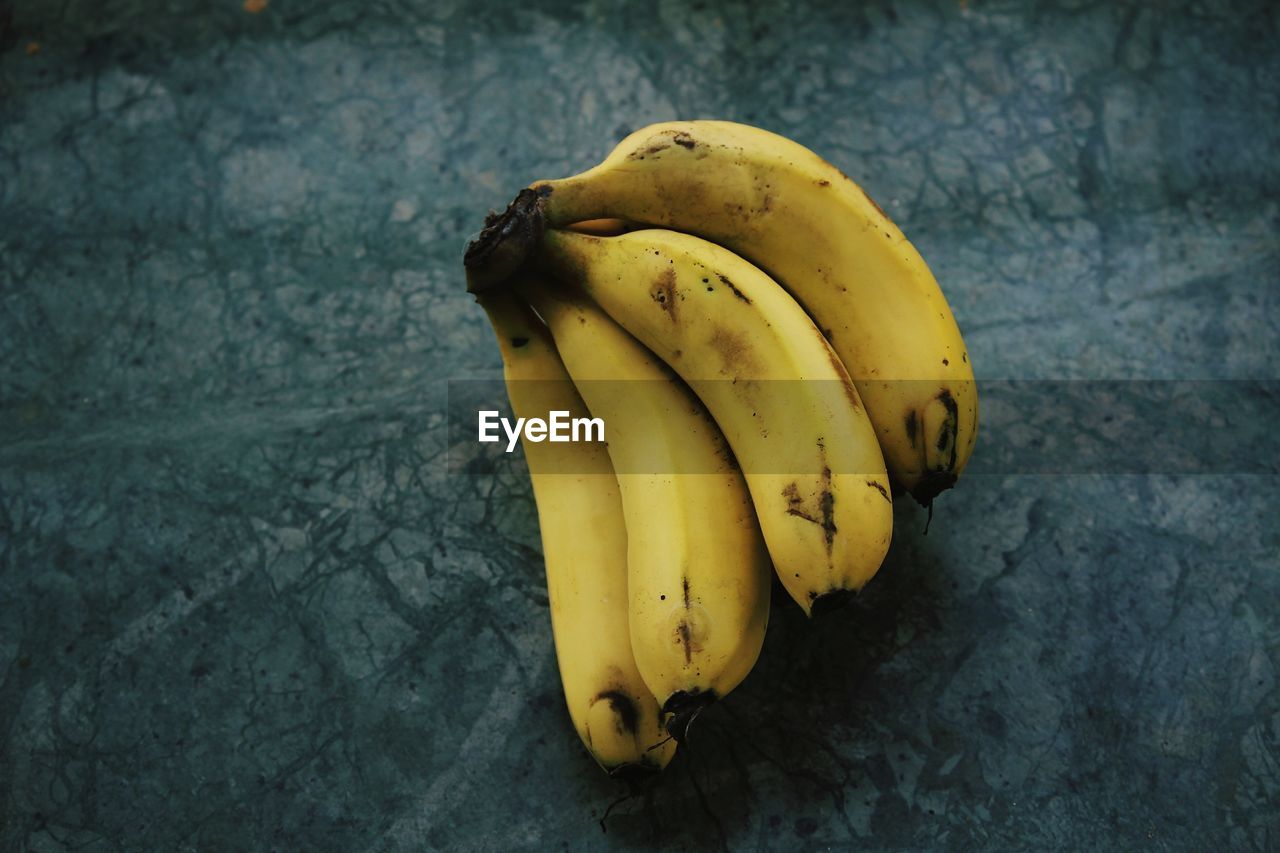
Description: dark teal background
xmin=1 ymin=1 xmax=1277 ymax=850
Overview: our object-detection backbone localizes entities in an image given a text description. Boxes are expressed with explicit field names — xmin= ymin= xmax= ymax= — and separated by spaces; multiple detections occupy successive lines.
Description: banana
xmin=527 ymin=120 xmax=978 ymax=505
xmin=477 ymin=289 xmax=675 ymax=776
xmin=565 ymin=218 xmax=634 ymax=236
xmin=528 ymin=228 xmax=893 ymax=615
xmin=516 ymin=275 xmax=770 ymax=736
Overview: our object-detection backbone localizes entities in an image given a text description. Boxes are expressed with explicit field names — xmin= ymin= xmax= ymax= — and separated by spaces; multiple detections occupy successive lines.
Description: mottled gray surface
xmin=1 ymin=0 xmax=1278 ymax=850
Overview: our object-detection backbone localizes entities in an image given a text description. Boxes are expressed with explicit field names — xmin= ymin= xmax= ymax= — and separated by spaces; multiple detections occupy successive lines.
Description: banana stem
xmin=463 ymin=187 xmax=549 ymax=293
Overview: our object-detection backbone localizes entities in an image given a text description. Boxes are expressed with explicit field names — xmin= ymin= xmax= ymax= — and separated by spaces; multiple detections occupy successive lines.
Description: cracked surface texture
xmin=1 ymin=0 xmax=1278 ymax=850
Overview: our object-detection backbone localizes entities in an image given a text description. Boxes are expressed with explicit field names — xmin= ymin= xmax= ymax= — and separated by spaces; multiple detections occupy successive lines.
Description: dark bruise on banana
xmin=781 ymin=446 xmax=837 ymax=553
xmin=625 ymin=128 xmax=701 ymax=160
xmin=585 ymin=687 xmax=667 ymax=774
xmin=650 ymin=266 xmax=679 ymax=321
xmin=677 ymin=577 xmax=694 ymax=663
xmin=904 ymin=388 xmax=962 ymax=505
xmin=588 ymin=689 xmax=640 ymax=740
xmin=779 ymin=438 xmax=870 ymax=612
xmin=716 ymin=273 xmax=752 ymax=304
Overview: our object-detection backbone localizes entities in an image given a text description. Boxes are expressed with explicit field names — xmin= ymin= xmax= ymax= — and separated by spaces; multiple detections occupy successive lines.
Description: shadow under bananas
xmin=588 ymin=497 xmax=960 ymax=846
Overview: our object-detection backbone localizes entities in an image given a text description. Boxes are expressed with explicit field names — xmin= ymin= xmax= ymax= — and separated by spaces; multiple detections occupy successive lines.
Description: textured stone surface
xmin=1 ymin=0 xmax=1277 ymax=850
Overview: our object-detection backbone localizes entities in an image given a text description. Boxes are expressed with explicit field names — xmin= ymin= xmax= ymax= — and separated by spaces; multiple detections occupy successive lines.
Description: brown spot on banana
xmin=931 ymin=390 xmax=959 ymax=465
xmin=590 ymin=690 xmax=640 ymax=736
xmin=819 ymin=467 xmax=836 ymax=553
xmin=667 ymin=604 xmax=709 ymax=665
xmin=783 ymin=482 xmax=818 ymax=525
xmin=783 ymin=482 xmax=803 ymax=507
xmin=677 ymin=621 xmax=693 ymax=664
xmin=671 ymin=132 xmax=696 ymax=149
xmin=651 ymin=267 xmax=678 ymax=321
xmin=629 ymin=141 xmax=671 ymax=159
xmin=716 ymin=273 xmax=752 ymax=304
xmin=817 ymin=440 xmax=837 ymax=556
xmin=780 ymin=452 xmax=837 ymax=553
xmin=627 ymin=130 xmax=696 ymax=160
xmin=708 ymin=325 xmax=759 ymax=375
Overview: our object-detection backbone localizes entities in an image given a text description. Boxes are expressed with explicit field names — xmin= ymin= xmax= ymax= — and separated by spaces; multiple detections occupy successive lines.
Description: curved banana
xmin=517 ymin=275 xmax=770 ymax=735
xmin=532 ymin=228 xmax=893 ymax=615
xmin=529 ymin=120 xmax=978 ymax=504
xmin=478 ymin=289 xmax=675 ymax=775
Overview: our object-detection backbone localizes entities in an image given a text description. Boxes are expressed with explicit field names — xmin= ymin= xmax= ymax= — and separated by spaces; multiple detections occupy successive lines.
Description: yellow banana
xmin=477 ymin=289 xmax=675 ymax=775
xmin=530 ymin=228 xmax=893 ymax=615
xmin=528 ymin=120 xmax=978 ymax=504
xmin=516 ymin=276 xmax=770 ymax=735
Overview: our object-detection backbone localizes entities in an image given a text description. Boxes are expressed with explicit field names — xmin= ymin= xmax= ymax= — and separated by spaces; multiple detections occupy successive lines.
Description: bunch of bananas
xmin=463 ymin=121 xmax=978 ymax=779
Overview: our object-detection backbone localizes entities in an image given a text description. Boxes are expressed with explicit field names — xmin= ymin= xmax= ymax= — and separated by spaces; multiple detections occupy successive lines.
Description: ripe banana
xmin=477 ymin=289 xmax=675 ymax=776
xmin=528 ymin=120 xmax=978 ymax=505
xmin=516 ymin=275 xmax=771 ymax=735
xmin=530 ymin=228 xmax=893 ymax=615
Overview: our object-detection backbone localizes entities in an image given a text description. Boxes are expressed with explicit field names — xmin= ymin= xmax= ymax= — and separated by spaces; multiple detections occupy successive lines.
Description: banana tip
xmin=663 ymin=689 xmax=717 ymax=744
xmin=909 ymin=470 xmax=957 ymax=506
xmin=808 ymin=588 xmax=856 ymax=619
